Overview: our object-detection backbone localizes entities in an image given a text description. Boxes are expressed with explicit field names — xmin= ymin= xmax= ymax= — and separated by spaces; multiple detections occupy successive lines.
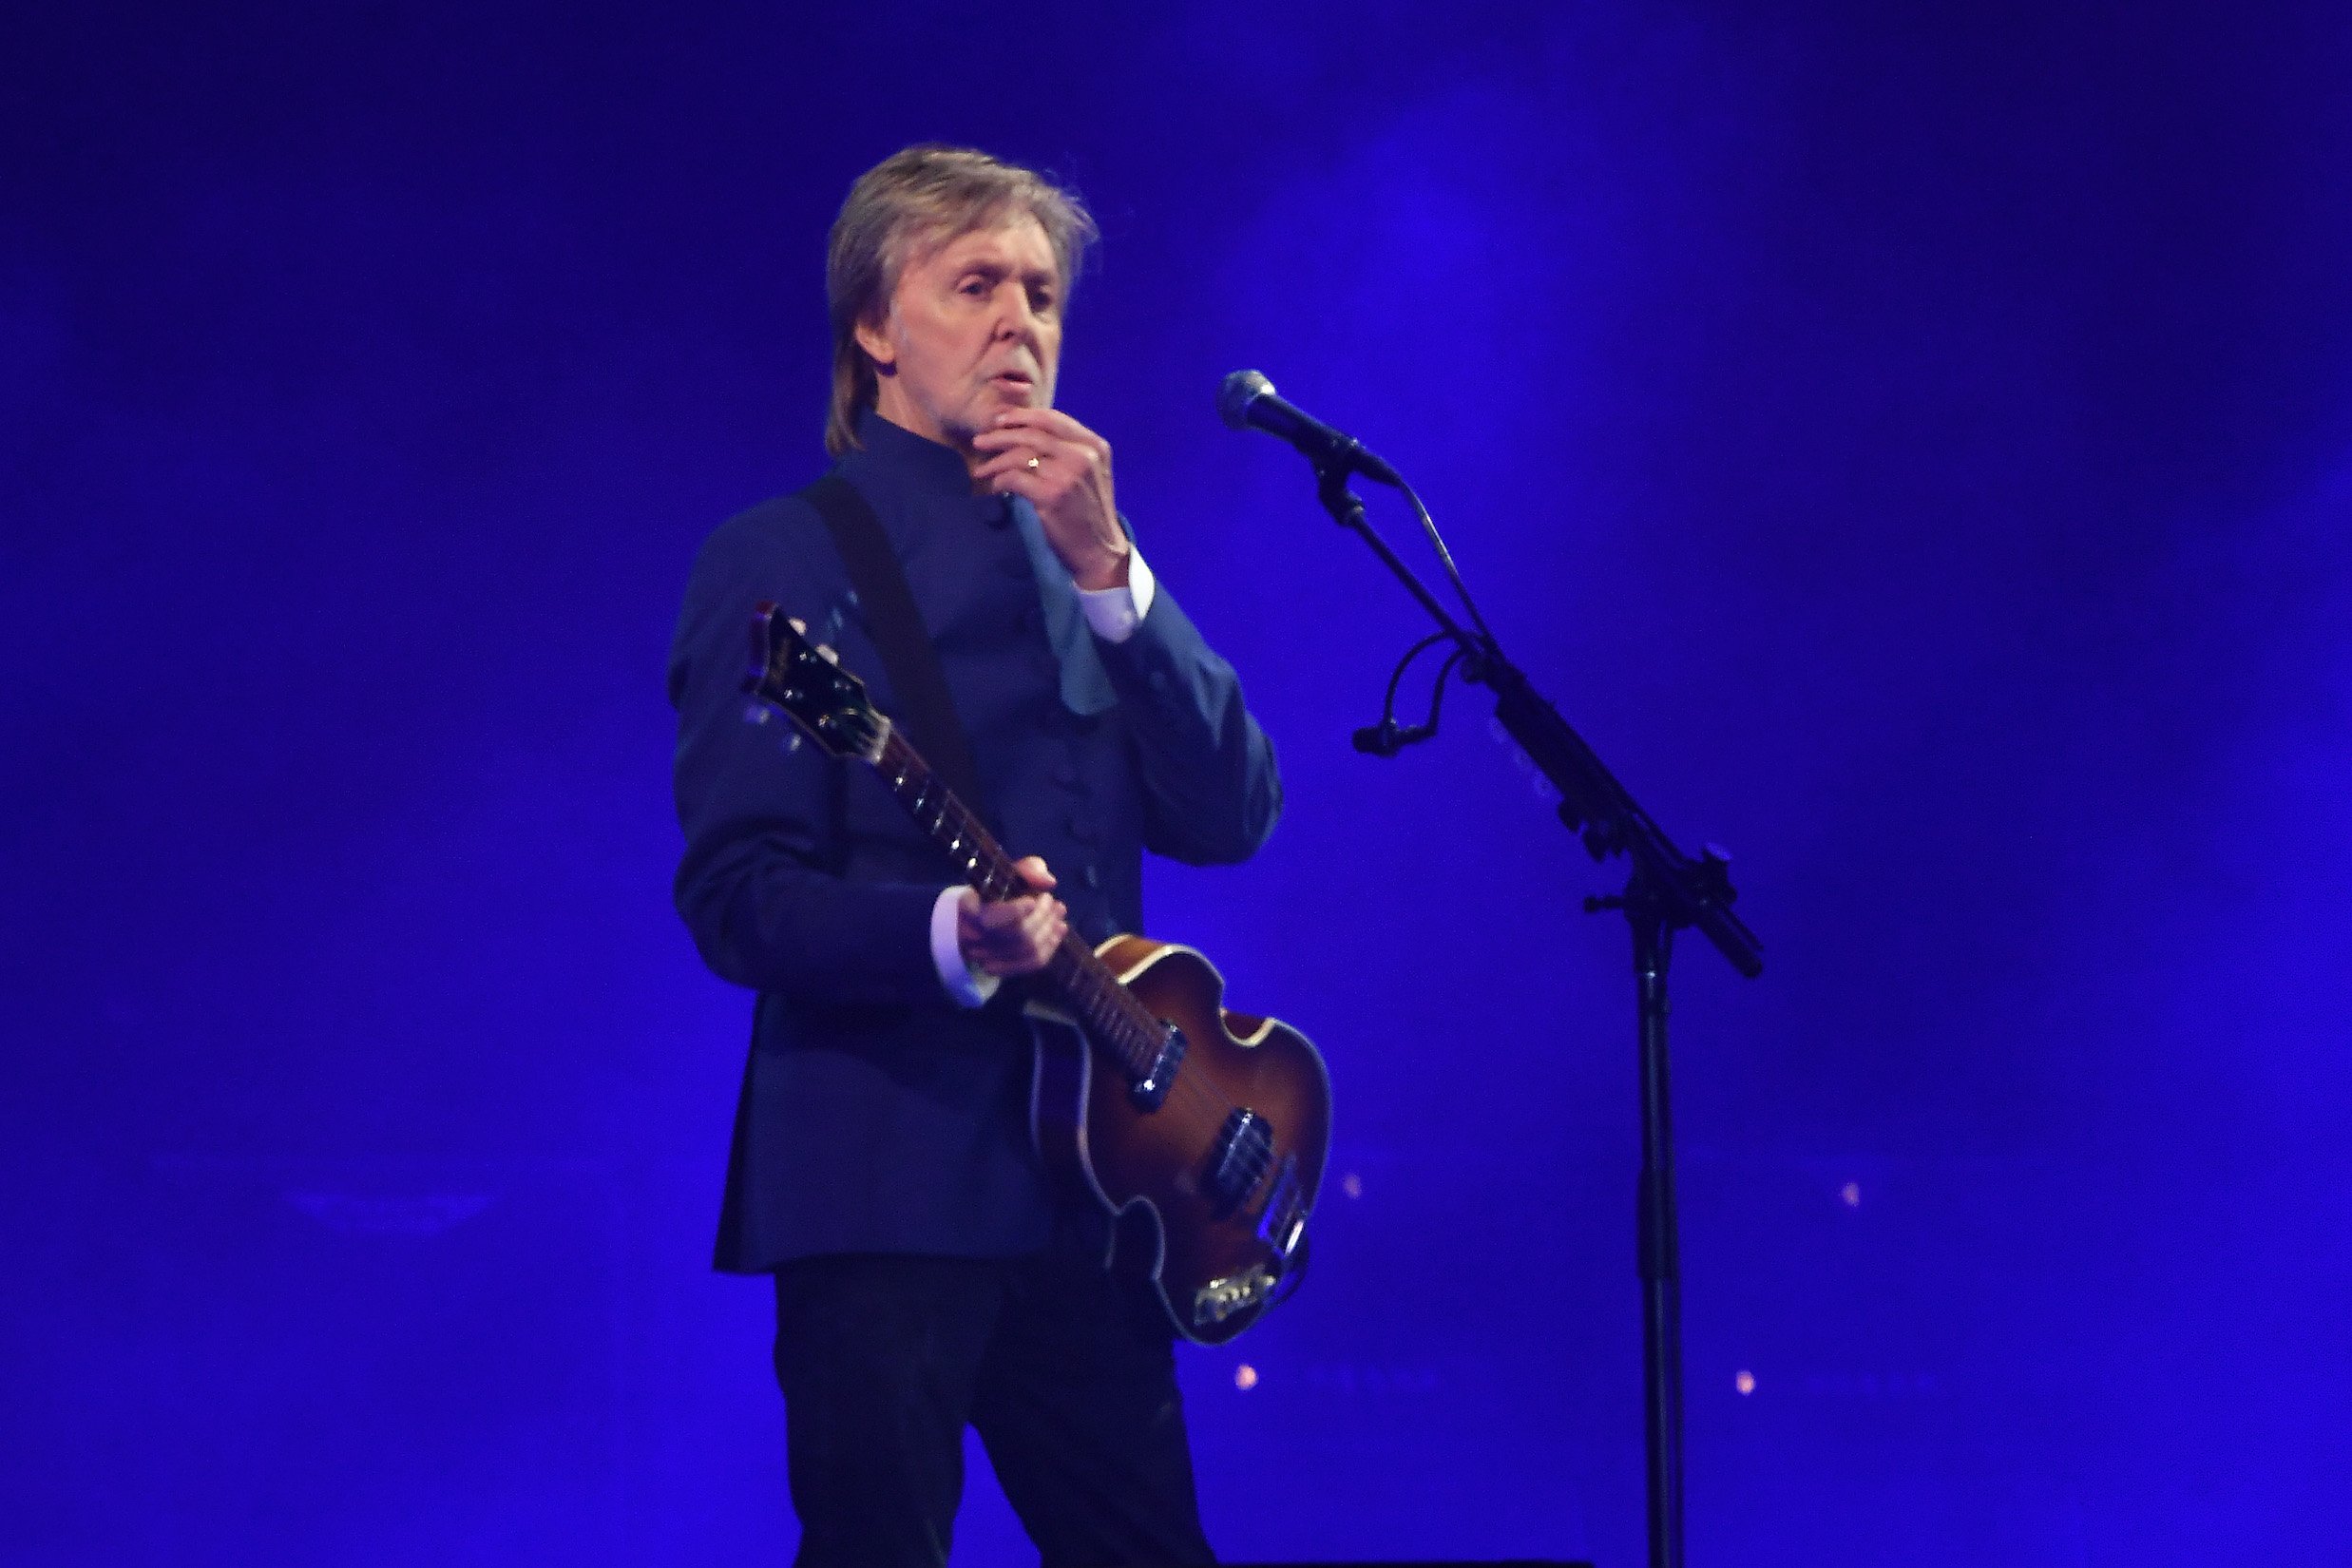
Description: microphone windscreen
xmin=1218 ymin=370 xmax=1274 ymax=431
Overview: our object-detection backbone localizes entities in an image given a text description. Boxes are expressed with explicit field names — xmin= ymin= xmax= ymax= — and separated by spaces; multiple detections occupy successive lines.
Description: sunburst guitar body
xmin=745 ymin=605 xmax=1330 ymax=1343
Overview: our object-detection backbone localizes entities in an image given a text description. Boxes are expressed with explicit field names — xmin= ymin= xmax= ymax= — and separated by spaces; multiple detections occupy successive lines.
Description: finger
xmin=978 ymin=463 xmax=1049 ymax=501
xmin=968 ymin=427 xmax=1061 ymax=452
xmin=1010 ymin=855 xmax=1057 ymax=891
xmin=1023 ymin=898 xmax=1065 ymax=950
xmin=957 ymin=901 xmax=985 ymax=947
xmin=966 ymin=442 xmax=1041 ymax=472
xmin=990 ymin=407 xmax=1103 ymax=449
xmin=971 ymin=441 xmax=1076 ymax=485
xmin=971 ymin=421 xmax=1080 ymax=454
xmin=981 ymin=907 xmax=1061 ymax=975
xmin=1016 ymin=912 xmax=1065 ymax=968
xmin=1000 ymin=417 xmax=1108 ymax=473
xmin=976 ymin=894 xmax=1040 ymax=932
xmin=971 ymin=451 xmax=1050 ymax=487
xmin=979 ymin=426 xmax=1107 ymax=493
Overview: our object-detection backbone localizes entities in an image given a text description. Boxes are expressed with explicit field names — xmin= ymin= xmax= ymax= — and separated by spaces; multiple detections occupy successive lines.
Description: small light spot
xmin=1839 ymin=1181 xmax=1861 ymax=1208
xmin=1234 ymin=1364 xmax=1259 ymax=1391
xmin=1734 ymin=1369 xmax=1756 ymax=1396
xmin=1341 ymin=1173 xmax=1363 ymax=1199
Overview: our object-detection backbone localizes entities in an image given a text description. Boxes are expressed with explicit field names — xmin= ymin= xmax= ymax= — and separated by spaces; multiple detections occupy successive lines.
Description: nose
xmin=995 ymin=283 xmax=1042 ymax=342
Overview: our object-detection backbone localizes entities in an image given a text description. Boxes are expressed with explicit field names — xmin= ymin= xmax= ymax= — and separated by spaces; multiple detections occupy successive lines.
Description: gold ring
xmin=1024 ymin=455 xmax=1042 ymax=470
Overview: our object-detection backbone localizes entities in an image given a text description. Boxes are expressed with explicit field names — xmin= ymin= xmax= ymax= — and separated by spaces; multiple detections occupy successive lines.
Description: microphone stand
xmin=1311 ymin=464 xmax=1764 ymax=1568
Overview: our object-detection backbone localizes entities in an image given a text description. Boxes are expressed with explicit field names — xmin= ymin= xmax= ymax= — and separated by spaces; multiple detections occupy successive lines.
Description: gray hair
xmin=824 ymin=144 xmax=1099 ymax=457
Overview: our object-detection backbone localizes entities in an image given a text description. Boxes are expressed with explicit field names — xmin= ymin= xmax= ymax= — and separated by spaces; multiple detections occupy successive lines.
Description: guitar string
xmin=774 ymin=647 xmax=1276 ymax=1195
xmin=889 ymin=732 xmax=1225 ymax=1101
xmin=874 ymin=727 xmax=1257 ymax=1139
xmin=878 ymin=711 xmax=1285 ymax=1209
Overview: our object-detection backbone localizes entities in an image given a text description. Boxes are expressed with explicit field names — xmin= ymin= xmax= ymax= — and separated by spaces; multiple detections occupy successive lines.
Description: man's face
xmin=856 ymin=215 xmax=1062 ymax=456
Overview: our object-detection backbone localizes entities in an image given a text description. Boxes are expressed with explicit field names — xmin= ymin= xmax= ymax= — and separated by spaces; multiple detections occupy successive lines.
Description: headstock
xmin=742 ymin=602 xmax=889 ymax=762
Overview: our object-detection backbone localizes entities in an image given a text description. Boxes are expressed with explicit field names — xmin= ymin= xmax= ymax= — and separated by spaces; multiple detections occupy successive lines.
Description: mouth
xmin=987 ymin=370 xmax=1037 ymax=398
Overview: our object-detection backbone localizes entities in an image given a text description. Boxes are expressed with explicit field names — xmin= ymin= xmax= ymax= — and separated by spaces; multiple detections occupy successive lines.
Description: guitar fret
xmin=1080 ymin=963 xmax=1147 ymax=1073
xmin=754 ymin=611 xmax=1326 ymax=1342
xmin=874 ymin=730 xmax=1156 ymax=1072
xmin=755 ymin=636 xmax=1212 ymax=1144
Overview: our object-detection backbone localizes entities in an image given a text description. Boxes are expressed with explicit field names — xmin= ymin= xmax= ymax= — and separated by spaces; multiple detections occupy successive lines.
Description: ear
xmin=852 ymin=312 xmax=897 ymax=376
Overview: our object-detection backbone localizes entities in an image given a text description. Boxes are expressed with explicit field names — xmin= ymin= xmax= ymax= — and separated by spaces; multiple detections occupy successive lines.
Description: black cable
xmin=1420 ymin=645 xmax=1467 ymax=734
xmin=1354 ymin=635 xmax=1464 ymax=756
xmin=1380 ymin=632 xmax=1451 ymax=721
xmin=1400 ymin=480 xmax=1497 ymax=650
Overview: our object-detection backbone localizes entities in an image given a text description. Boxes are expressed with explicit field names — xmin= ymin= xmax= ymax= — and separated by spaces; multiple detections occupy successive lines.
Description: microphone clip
xmin=1351 ymin=631 xmax=1464 ymax=760
xmin=1351 ymin=720 xmax=1435 ymax=757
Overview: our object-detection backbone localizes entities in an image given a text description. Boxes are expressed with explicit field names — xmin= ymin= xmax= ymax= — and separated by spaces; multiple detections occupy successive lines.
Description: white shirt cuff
xmin=928 ymin=884 xmax=1001 ymax=1008
xmin=1076 ymin=546 xmax=1155 ymax=644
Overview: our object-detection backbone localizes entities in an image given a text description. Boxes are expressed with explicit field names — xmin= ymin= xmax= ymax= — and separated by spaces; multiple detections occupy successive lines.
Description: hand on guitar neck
xmin=957 ymin=855 xmax=1066 ymax=978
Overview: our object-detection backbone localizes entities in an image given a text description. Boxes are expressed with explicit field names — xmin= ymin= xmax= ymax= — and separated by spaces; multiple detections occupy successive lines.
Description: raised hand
xmin=969 ymin=409 xmax=1132 ymax=591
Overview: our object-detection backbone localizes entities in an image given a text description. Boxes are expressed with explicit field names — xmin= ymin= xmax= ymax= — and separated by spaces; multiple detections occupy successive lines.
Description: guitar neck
xmin=870 ymin=729 xmax=1164 ymax=1073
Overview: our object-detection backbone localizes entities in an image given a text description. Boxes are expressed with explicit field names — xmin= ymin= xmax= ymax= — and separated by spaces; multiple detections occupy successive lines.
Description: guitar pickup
xmin=1129 ymin=1022 xmax=1186 ymax=1112
xmin=1209 ymin=1109 xmax=1274 ymax=1211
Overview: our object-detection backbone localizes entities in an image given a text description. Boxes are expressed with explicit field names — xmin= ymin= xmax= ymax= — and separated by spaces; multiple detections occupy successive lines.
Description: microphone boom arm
xmin=1284 ymin=424 xmax=1764 ymax=1568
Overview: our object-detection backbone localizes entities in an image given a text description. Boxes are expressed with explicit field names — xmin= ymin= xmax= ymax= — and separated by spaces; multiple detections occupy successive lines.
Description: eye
xmin=1028 ymin=287 xmax=1057 ymax=316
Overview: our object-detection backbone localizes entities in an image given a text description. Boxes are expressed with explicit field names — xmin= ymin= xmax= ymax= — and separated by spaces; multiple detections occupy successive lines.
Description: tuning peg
xmin=817 ymin=644 xmax=840 ymax=664
xmin=787 ymin=616 xmax=807 ymax=634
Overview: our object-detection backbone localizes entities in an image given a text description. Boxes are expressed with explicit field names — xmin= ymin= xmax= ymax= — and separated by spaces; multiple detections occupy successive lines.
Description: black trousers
xmin=771 ymin=1221 xmax=1217 ymax=1568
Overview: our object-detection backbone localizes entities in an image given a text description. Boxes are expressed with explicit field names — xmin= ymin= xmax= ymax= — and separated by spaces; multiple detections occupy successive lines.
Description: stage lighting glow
xmin=1734 ymin=1370 xmax=1756 ymax=1396
xmin=1235 ymin=1364 xmax=1260 ymax=1391
xmin=1342 ymin=1172 xmax=1363 ymax=1198
xmin=1839 ymin=1181 xmax=1861 ymax=1208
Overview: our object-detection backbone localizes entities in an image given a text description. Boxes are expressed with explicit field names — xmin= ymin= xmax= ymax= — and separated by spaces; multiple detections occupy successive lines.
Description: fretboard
xmin=872 ymin=728 xmax=1162 ymax=1074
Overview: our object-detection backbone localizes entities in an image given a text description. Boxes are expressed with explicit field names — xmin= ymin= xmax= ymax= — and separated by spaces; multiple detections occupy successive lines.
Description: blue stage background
xmin=7 ymin=3 xmax=2349 ymax=1562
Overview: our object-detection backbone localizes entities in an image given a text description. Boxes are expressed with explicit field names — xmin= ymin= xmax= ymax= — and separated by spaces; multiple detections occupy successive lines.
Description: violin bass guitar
xmin=745 ymin=605 xmax=1331 ymax=1344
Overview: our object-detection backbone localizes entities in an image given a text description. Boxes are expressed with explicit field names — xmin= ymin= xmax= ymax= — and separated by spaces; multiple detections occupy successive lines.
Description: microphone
xmin=1218 ymin=370 xmax=1402 ymax=487
xmin=1350 ymin=719 xmax=1435 ymax=756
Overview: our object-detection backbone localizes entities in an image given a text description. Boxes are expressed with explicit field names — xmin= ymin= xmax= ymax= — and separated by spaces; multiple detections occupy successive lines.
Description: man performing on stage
xmin=665 ymin=144 xmax=1282 ymax=1566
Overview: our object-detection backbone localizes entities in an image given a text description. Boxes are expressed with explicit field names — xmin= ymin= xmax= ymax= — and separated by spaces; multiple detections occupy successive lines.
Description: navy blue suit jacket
xmin=667 ymin=414 xmax=1281 ymax=1271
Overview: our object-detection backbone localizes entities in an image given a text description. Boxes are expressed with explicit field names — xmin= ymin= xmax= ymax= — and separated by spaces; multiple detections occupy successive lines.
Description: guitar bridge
xmin=1193 ymin=1262 xmax=1275 ymax=1328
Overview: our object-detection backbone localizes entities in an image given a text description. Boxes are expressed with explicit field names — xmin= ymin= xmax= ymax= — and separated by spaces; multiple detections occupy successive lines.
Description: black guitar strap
xmin=798 ymin=473 xmax=991 ymax=820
